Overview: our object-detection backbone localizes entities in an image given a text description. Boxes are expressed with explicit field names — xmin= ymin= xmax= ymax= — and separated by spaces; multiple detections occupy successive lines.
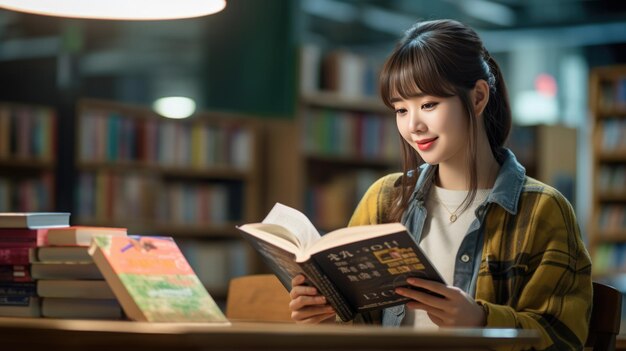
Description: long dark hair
xmin=379 ymin=19 xmax=512 ymax=222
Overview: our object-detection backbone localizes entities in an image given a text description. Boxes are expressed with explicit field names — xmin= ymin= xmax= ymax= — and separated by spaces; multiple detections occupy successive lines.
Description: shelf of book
xmin=74 ymin=98 xmax=262 ymax=299
xmin=589 ymin=66 xmax=626 ymax=291
xmin=261 ymin=46 xmax=401 ymax=232
xmin=0 ymin=101 xmax=57 ymax=212
xmin=505 ymin=124 xmax=578 ymax=204
xmin=594 ymin=230 xmax=626 ymax=242
xmin=297 ymin=92 xmax=398 ymax=231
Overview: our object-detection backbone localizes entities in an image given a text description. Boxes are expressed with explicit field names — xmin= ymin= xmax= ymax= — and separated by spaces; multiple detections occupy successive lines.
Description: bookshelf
xmin=74 ymin=99 xmax=262 ymax=299
xmin=265 ymin=47 xmax=399 ymax=233
xmin=588 ymin=66 xmax=626 ymax=280
xmin=0 ymin=102 xmax=56 ymax=212
xmin=506 ymin=124 xmax=577 ymax=204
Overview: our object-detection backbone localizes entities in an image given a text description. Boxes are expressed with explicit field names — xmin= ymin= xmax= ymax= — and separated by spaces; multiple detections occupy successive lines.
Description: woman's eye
xmin=395 ymin=108 xmax=407 ymax=115
xmin=421 ymin=102 xmax=438 ymax=110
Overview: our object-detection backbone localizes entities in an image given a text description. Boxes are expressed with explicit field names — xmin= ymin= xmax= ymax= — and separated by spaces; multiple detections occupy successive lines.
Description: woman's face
xmin=393 ymin=91 xmax=469 ymax=166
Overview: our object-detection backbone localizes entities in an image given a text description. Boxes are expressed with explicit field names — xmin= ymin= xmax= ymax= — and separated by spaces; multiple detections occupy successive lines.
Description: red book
xmin=0 ymin=228 xmax=49 ymax=247
xmin=0 ymin=264 xmax=32 ymax=282
xmin=0 ymin=248 xmax=31 ymax=265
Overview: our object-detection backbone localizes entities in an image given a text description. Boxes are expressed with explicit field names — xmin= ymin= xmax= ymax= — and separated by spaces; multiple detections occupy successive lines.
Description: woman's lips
xmin=416 ymin=137 xmax=438 ymax=151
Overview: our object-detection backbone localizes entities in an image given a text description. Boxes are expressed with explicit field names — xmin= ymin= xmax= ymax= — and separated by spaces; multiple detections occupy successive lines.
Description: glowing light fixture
xmin=0 ymin=0 xmax=226 ymax=20
xmin=153 ymin=97 xmax=196 ymax=119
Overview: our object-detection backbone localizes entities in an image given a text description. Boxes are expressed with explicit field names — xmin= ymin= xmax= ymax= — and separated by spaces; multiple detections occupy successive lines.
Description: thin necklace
xmin=434 ymin=194 xmax=464 ymax=223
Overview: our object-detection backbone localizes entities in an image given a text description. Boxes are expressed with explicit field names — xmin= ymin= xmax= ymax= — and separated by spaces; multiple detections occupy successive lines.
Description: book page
xmin=262 ymin=203 xmax=321 ymax=250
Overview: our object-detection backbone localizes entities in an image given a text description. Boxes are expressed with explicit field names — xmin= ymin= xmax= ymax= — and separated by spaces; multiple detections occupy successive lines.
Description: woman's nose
xmin=408 ymin=111 xmax=426 ymax=133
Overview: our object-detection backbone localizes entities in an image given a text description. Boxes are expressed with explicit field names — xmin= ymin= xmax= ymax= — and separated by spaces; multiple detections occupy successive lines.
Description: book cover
xmin=89 ymin=235 xmax=229 ymax=323
xmin=46 ymin=226 xmax=127 ymax=246
xmin=237 ymin=203 xmax=445 ymax=322
xmin=0 ymin=213 xmax=70 ymax=229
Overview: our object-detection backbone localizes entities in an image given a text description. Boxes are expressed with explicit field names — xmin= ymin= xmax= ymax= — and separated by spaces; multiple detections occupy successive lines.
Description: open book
xmin=237 ymin=203 xmax=445 ymax=322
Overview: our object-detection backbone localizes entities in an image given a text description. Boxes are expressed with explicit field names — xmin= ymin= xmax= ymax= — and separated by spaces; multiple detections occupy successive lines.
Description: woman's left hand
xmin=395 ymin=277 xmax=486 ymax=327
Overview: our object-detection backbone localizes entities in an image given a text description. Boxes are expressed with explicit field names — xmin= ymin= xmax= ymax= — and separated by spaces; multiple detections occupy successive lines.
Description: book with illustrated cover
xmin=237 ymin=203 xmax=445 ymax=322
xmin=89 ymin=235 xmax=229 ymax=323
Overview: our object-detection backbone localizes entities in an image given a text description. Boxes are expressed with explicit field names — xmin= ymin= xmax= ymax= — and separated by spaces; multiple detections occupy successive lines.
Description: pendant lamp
xmin=0 ymin=0 xmax=226 ymax=20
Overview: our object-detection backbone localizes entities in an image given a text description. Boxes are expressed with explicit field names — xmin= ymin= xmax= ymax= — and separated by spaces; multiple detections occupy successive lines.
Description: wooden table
xmin=0 ymin=317 xmax=540 ymax=351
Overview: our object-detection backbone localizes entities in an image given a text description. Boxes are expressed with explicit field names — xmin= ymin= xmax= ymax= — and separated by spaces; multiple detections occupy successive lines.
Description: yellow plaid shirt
xmin=347 ymin=157 xmax=592 ymax=351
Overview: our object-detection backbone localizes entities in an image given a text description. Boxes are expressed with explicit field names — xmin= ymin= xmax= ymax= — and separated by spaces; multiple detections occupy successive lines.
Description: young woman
xmin=289 ymin=19 xmax=592 ymax=350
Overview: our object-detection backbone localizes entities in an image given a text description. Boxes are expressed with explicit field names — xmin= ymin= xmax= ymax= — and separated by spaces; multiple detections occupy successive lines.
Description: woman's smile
xmin=416 ymin=137 xmax=438 ymax=151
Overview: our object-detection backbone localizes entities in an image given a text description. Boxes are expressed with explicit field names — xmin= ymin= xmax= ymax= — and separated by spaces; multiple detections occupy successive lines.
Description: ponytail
xmin=482 ymin=52 xmax=512 ymax=164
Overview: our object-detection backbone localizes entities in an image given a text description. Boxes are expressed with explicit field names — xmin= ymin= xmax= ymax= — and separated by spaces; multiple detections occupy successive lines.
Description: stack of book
xmin=35 ymin=226 xmax=127 ymax=319
xmin=0 ymin=212 xmax=70 ymax=317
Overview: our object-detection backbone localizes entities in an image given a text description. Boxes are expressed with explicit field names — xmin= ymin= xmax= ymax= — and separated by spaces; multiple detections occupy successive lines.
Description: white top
xmin=402 ymin=185 xmax=491 ymax=329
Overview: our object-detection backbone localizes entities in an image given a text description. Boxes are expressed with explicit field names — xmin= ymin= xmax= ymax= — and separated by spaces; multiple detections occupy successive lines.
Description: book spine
xmin=0 ymin=265 xmax=31 ymax=282
xmin=0 ymin=295 xmax=33 ymax=306
xmin=0 ymin=282 xmax=37 ymax=296
xmin=300 ymin=261 xmax=354 ymax=322
xmin=0 ymin=247 xmax=31 ymax=264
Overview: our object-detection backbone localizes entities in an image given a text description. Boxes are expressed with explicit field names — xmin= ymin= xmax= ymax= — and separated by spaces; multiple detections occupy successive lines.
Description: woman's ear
xmin=472 ymin=79 xmax=490 ymax=117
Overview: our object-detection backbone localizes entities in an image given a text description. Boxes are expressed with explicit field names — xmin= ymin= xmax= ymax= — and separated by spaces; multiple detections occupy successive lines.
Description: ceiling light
xmin=153 ymin=97 xmax=196 ymax=119
xmin=0 ymin=0 xmax=226 ymax=20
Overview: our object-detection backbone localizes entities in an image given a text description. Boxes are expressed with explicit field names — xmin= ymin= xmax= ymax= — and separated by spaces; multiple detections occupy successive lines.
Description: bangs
xmin=380 ymin=44 xmax=457 ymax=108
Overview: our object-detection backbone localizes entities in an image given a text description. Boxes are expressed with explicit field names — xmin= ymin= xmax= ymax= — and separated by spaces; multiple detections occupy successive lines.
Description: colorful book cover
xmin=89 ymin=235 xmax=229 ymax=323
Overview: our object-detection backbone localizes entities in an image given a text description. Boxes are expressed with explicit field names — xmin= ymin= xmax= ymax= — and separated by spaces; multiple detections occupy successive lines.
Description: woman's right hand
xmin=289 ymin=274 xmax=336 ymax=323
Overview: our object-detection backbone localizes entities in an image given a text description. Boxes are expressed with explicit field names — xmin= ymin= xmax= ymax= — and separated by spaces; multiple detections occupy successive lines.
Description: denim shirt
xmin=382 ymin=148 xmax=526 ymax=326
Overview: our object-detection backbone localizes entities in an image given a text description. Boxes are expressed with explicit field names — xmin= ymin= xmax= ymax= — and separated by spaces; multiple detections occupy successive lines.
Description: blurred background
xmin=0 ymin=0 xmax=625 ymax=327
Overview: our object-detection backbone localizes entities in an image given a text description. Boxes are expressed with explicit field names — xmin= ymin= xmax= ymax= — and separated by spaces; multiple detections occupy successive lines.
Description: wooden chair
xmin=225 ymin=274 xmax=294 ymax=323
xmin=586 ymin=282 xmax=623 ymax=351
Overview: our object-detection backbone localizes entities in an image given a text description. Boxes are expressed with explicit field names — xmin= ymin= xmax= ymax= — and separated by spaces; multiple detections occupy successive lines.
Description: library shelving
xmin=588 ymin=66 xmax=626 ymax=280
xmin=74 ymin=98 xmax=262 ymax=299
xmin=299 ymin=92 xmax=398 ymax=232
xmin=265 ymin=47 xmax=399 ymax=233
xmin=0 ymin=101 xmax=57 ymax=212
xmin=506 ymin=124 xmax=577 ymax=204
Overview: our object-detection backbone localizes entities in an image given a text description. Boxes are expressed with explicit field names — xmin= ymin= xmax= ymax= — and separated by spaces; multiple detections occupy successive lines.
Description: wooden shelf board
xmin=597 ymin=151 xmax=626 ymax=162
xmin=305 ymin=153 xmax=398 ymax=168
xmin=592 ymin=230 xmax=626 ymax=242
xmin=592 ymin=271 xmax=626 ymax=279
xmin=597 ymin=192 xmax=626 ymax=202
xmin=77 ymin=161 xmax=251 ymax=180
xmin=0 ymin=158 xmax=54 ymax=169
xmin=596 ymin=109 xmax=626 ymax=118
xmin=301 ymin=91 xmax=390 ymax=114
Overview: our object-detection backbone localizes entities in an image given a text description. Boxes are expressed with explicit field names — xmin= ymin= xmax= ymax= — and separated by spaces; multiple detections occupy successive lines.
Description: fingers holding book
xmin=396 ymin=277 xmax=486 ymax=327
xmin=289 ymin=274 xmax=337 ymax=324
